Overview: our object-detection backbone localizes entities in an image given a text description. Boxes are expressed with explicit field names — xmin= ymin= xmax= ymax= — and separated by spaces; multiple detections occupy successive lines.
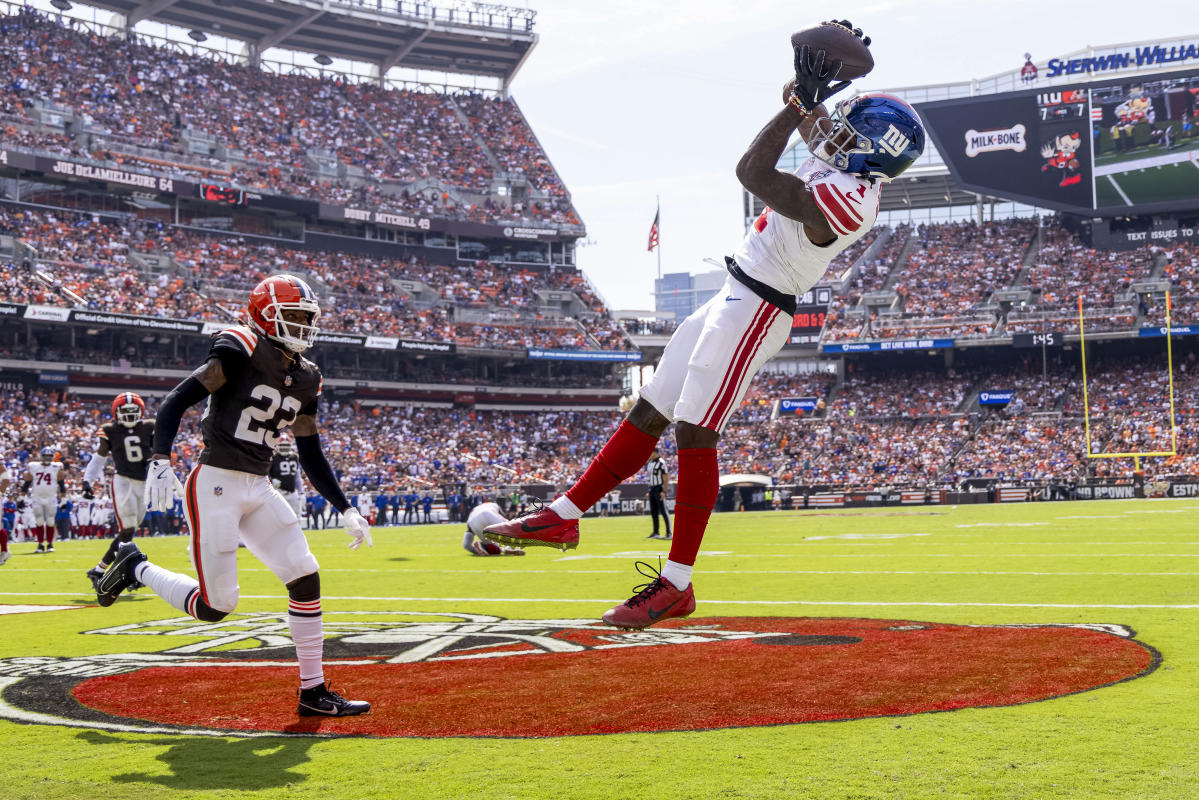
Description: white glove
xmin=343 ymin=507 xmax=373 ymax=551
xmin=144 ymin=458 xmax=179 ymax=512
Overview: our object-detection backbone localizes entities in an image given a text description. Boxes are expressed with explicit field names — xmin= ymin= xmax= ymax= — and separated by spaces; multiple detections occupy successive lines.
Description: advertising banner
xmin=779 ymin=397 xmax=819 ymax=414
xmin=821 ymin=338 xmax=954 ymax=353
xmin=69 ymin=310 xmax=203 ymax=333
xmin=399 ymin=339 xmax=456 ymax=354
xmin=1139 ymin=325 xmax=1199 ymax=337
xmin=527 ymin=349 xmax=643 ymax=362
xmin=23 ymin=305 xmax=71 ymax=322
xmin=979 ymin=390 xmax=1015 ymax=406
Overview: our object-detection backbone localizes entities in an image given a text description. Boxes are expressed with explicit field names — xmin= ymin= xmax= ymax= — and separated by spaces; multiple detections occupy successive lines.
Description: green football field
xmin=1098 ymin=162 xmax=1199 ymax=206
xmin=2 ymin=499 xmax=1198 ymax=800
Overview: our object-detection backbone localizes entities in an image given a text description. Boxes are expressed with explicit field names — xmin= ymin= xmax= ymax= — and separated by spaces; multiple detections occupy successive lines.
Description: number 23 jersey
xmin=199 ymin=327 xmax=321 ymax=476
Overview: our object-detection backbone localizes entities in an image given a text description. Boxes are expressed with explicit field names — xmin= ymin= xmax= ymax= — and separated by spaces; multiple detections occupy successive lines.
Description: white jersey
xmin=27 ymin=462 xmax=64 ymax=498
xmin=734 ymin=155 xmax=880 ymax=296
xmin=466 ymin=502 xmax=506 ymax=537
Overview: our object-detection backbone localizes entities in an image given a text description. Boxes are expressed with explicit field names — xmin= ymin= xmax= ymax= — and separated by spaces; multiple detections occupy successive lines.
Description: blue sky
xmin=511 ymin=1 xmax=1196 ymax=310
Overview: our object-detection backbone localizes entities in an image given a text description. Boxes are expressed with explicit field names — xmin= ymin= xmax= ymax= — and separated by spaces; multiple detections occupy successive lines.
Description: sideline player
xmin=96 ymin=274 xmax=373 ymax=717
xmin=486 ymin=23 xmax=924 ymax=628
xmin=0 ymin=461 xmax=12 ymax=565
xmin=269 ymin=438 xmax=306 ymax=522
xmin=83 ymin=393 xmax=154 ymax=589
xmin=462 ymin=500 xmax=524 ymax=557
xmin=23 ymin=447 xmax=65 ymax=553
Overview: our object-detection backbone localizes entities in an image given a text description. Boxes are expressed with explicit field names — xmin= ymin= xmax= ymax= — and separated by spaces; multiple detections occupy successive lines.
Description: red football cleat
xmin=602 ymin=562 xmax=696 ymax=629
xmin=482 ymin=507 xmax=579 ymax=551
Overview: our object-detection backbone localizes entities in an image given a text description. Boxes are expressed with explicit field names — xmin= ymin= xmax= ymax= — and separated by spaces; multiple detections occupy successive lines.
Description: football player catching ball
xmin=485 ymin=23 xmax=925 ymax=628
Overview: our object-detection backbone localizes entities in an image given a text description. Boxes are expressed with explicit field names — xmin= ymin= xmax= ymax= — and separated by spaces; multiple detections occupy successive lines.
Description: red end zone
xmin=69 ymin=617 xmax=1157 ymax=737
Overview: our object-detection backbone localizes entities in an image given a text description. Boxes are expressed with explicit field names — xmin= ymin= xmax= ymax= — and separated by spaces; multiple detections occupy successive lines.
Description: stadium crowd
xmin=3 ymin=354 xmax=1195 ymax=524
xmin=0 ymin=205 xmax=629 ymax=351
xmin=0 ymin=9 xmax=580 ymax=228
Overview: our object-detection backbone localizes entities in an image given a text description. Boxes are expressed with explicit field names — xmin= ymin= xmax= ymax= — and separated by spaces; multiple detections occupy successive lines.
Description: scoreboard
xmin=790 ymin=287 xmax=832 ymax=345
xmin=918 ymin=66 xmax=1199 ymax=216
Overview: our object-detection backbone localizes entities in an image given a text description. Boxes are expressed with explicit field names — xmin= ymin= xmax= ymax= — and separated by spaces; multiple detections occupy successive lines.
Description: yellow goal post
xmin=1077 ymin=291 xmax=1178 ymax=471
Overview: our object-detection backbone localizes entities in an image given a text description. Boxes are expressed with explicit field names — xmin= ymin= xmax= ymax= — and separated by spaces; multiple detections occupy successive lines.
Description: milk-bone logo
xmin=0 ymin=613 xmax=1157 ymax=738
xmin=964 ymin=124 xmax=1027 ymax=157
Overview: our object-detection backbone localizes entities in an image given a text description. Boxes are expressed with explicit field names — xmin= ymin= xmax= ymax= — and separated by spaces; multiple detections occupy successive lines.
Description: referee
xmin=646 ymin=448 xmax=671 ymax=540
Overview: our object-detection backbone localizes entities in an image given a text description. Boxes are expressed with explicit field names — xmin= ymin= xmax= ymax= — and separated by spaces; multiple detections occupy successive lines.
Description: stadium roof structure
xmin=84 ymin=0 xmax=538 ymax=86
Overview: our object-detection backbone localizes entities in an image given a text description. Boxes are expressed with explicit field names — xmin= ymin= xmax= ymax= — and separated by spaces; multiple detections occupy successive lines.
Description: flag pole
xmin=655 ymin=195 xmax=661 ymax=309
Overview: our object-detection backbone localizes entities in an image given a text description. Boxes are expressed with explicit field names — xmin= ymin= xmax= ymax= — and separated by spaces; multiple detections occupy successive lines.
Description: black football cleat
xmin=297 ymin=682 xmax=370 ymax=717
xmin=96 ymin=542 xmax=147 ymax=608
xmin=85 ymin=567 xmax=105 ymax=592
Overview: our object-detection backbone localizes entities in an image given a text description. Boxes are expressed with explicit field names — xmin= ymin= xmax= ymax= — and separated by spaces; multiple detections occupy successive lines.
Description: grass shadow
xmin=77 ymin=730 xmax=317 ymax=790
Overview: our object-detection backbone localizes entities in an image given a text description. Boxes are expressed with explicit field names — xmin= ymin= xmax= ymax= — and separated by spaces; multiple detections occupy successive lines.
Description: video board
xmin=918 ymin=67 xmax=1199 ymax=215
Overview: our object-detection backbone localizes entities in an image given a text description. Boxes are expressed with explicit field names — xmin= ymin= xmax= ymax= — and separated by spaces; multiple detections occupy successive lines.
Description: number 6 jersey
xmin=199 ymin=327 xmax=322 ymax=476
xmin=99 ymin=419 xmax=155 ymax=480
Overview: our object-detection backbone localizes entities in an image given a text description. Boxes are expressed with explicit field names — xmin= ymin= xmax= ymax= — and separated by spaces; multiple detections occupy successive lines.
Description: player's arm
xmin=144 ymin=357 xmax=227 ymax=511
xmin=292 ymin=414 xmax=371 ymax=550
xmin=82 ymin=437 xmax=110 ymax=491
xmin=736 ymin=44 xmax=852 ymax=241
xmin=151 ymin=358 xmax=226 ymax=461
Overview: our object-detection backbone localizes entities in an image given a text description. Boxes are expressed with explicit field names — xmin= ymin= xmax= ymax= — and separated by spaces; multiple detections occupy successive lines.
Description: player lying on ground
xmin=486 ymin=23 xmax=925 ymax=629
xmin=96 ymin=274 xmax=374 ymax=717
xmin=462 ymin=501 xmax=525 ymax=556
xmin=83 ymin=393 xmax=154 ymax=590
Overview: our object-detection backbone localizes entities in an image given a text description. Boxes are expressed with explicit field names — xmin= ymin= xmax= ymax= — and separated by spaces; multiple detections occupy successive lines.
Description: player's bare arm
xmin=735 ymin=107 xmax=837 ymax=243
xmin=150 ymin=358 xmax=224 ymax=461
xmin=291 ymin=413 xmax=318 ymax=438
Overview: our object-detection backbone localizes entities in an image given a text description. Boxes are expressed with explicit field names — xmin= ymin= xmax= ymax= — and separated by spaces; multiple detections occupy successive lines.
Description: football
xmin=789 ymin=21 xmax=874 ymax=80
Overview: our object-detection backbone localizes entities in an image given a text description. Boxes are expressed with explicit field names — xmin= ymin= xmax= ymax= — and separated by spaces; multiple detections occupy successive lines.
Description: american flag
xmin=647 ymin=210 xmax=660 ymax=252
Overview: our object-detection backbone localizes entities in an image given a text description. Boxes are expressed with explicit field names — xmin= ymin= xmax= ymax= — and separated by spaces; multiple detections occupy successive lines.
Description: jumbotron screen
xmin=918 ymin=67 xmax=1199 ymax=215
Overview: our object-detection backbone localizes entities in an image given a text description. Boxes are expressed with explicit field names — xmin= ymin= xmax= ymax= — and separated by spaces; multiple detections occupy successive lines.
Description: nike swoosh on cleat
xmin=520 ymin=521 xmax=559 ymax=533
xmin=647 ymin=595 xmax=685 ymax=620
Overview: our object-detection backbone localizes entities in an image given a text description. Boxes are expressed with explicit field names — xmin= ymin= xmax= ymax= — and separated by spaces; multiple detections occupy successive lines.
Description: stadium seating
xmin=0 ymin=9 xmax=580 ymax=229
xmin=0 ymin=206 xmax=627 ymax=351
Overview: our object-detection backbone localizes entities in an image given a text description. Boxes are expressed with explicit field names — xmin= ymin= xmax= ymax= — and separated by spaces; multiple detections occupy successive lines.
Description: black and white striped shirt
xmin=648 ymin=457 xmax=668 ymax=488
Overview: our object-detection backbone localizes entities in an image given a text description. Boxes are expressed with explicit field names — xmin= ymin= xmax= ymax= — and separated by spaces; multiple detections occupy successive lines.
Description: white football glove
xmin=144 ymin=458 xmax=180 ymax=512
xmin=342 ymin=507 xmax=373 ymax=551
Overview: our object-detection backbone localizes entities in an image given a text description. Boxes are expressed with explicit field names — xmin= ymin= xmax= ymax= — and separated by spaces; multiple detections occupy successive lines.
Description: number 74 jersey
xmin=199 ymin=327 xmax=322 ymax=476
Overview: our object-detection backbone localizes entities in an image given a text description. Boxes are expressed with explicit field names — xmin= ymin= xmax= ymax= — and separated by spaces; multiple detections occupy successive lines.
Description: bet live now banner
xmin=821 ymin=338 xmax=955 ymax=354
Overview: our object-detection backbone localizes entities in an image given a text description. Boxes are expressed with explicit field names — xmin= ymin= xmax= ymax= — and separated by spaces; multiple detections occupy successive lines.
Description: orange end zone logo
xmin=0 ymin=614 xmax=1159 ymax=738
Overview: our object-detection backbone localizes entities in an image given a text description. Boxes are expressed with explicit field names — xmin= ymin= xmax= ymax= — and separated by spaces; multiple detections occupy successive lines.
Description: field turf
xmin=1 ymin=498 xmax=1198 ymax=799
xmin=1100 ymin=161 xmax=1199 ymax=206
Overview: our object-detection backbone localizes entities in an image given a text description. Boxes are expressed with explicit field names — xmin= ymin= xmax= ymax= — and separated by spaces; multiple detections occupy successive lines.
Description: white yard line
xmin=2 ymin=591 xmax=1198 ymax=609
xmin=1105 ymin=174 xmax=1134 ymax=205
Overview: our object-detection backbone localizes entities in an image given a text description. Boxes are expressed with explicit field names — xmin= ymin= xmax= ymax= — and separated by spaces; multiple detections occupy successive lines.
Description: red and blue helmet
xmin=809 ymin=93 xmax=926 ymax=182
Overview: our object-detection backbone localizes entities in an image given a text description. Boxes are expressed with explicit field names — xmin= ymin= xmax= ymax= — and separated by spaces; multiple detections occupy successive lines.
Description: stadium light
xmin=50 ymin=0 xmax=72 ymax=9
xmin=187 ymin=29 xmax=208 ymax=43
xmin=314 ymin=54 xmax=333 ymax=66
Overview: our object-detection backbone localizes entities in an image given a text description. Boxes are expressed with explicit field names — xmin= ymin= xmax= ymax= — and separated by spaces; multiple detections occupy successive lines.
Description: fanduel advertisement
xmin=979 ymin=390 xmax=1015 ymax=406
